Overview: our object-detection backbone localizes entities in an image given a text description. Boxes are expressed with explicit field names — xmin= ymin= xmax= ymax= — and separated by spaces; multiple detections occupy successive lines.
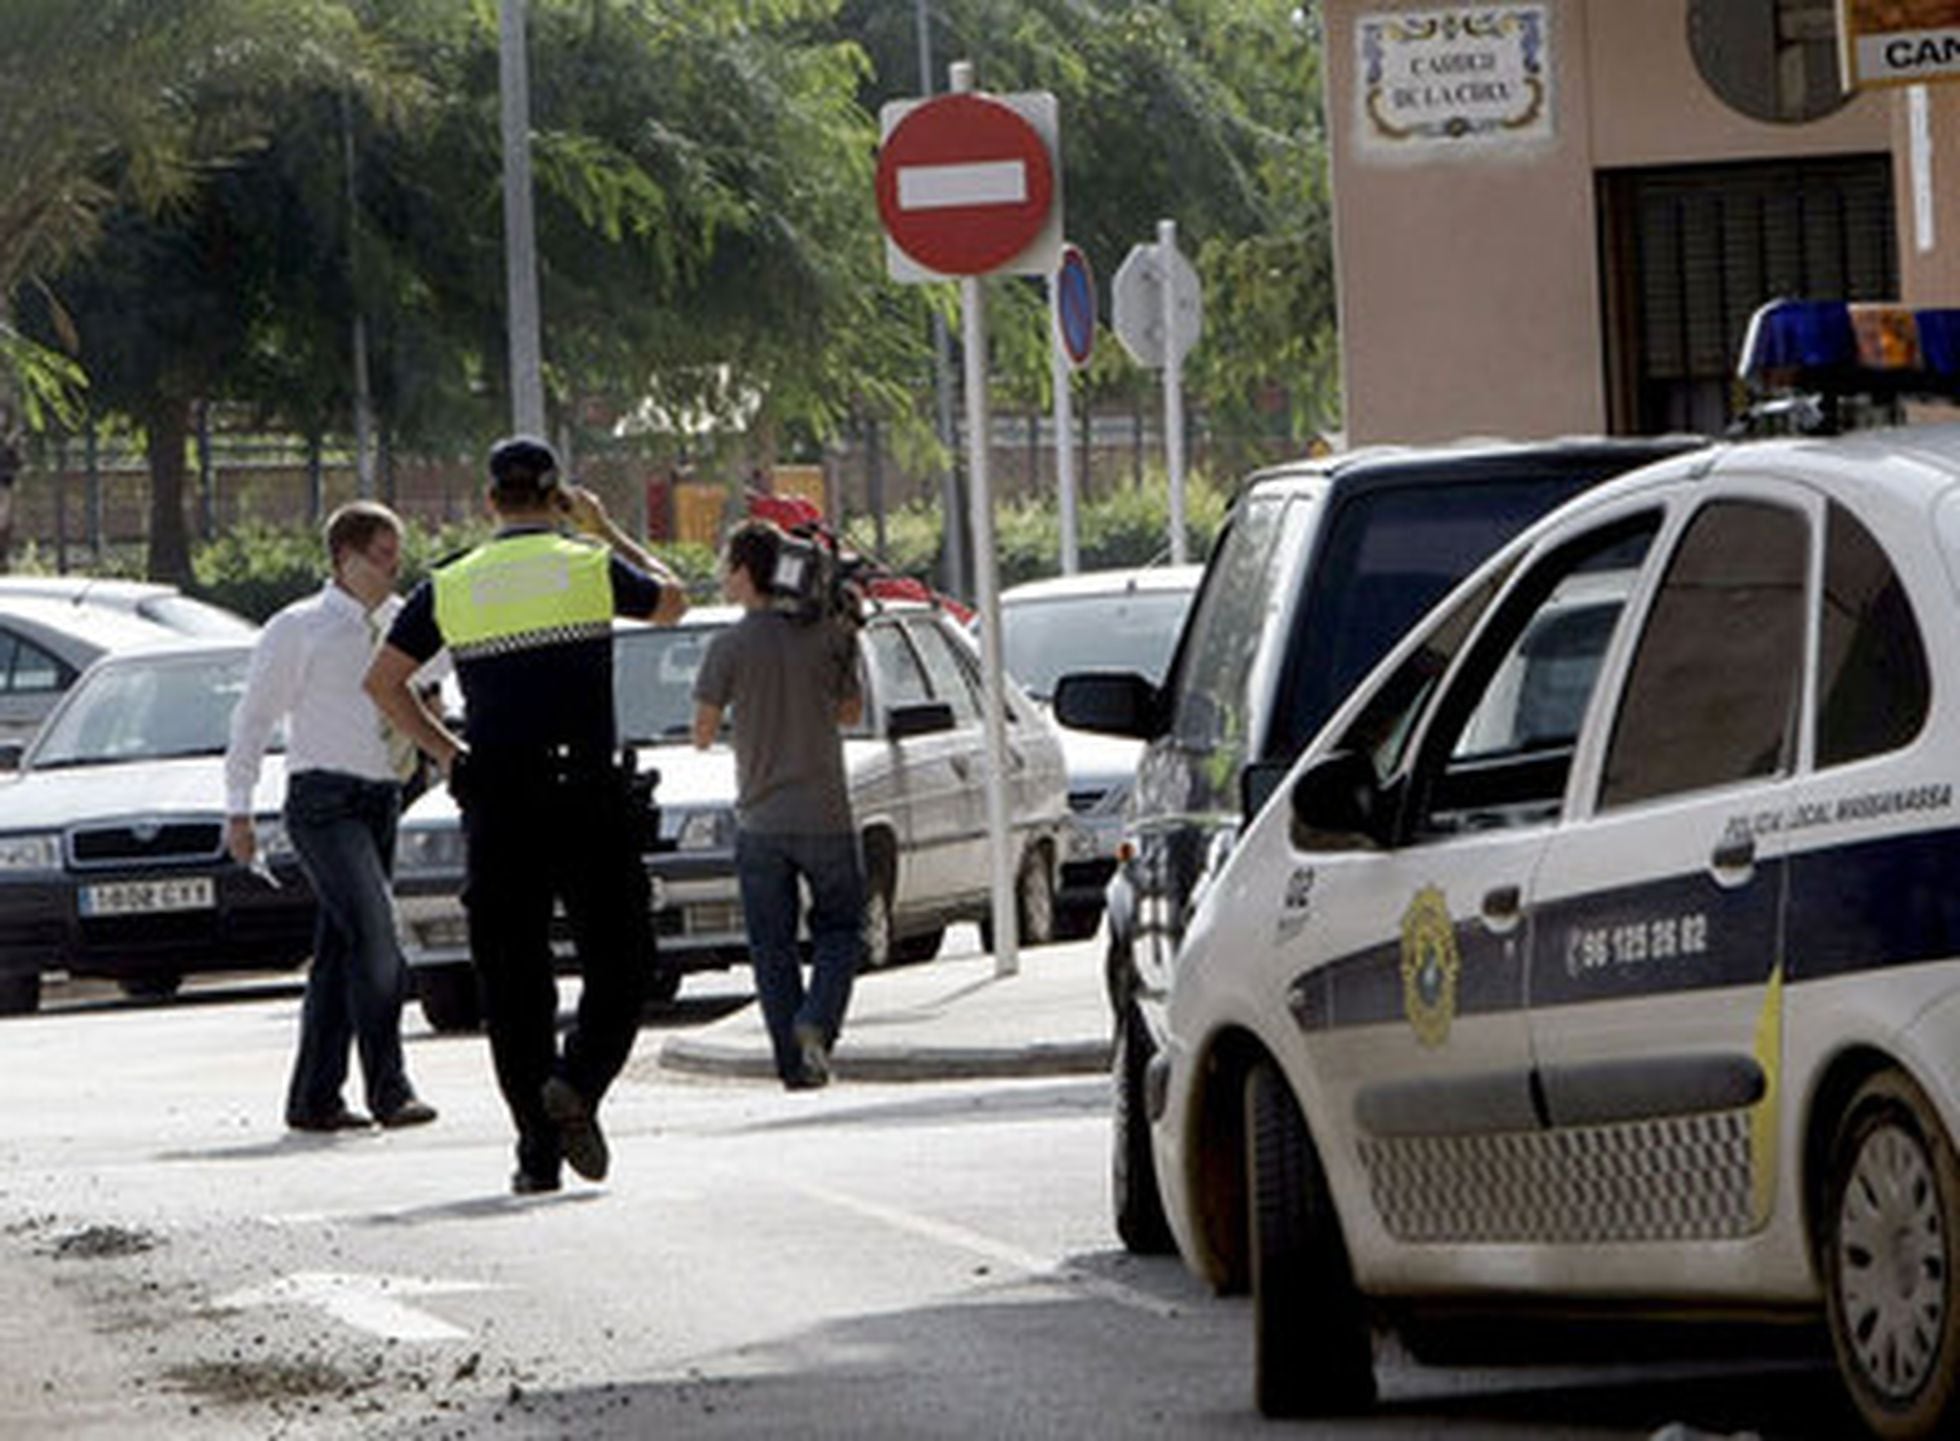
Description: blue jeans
xmin=734 ymin=830 xmax=863 ymax=1082
xmin=283 ymin=771 xmax=414 ymax=1121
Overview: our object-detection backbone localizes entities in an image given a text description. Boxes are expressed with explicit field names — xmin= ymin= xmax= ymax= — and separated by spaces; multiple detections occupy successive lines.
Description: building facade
xmin=1324 ymin=0 xmax=1960 ymax=443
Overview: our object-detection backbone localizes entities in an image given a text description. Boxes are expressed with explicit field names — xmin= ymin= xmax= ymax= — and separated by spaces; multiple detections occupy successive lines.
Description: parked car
xmin=0 ymin=575 xmax=256 ymax=637
xmin=0 ymin=638 xmax=315 ymax=1015
xmin=1147 ymin=303 xmax=1960 ymax=1438
xmin=1052 ymin=433 xmax=1707 ymax=1252
xmin=0 ymin=597 xmax=182 ymax=759
xmin=998 ymin=566 xmax=1202 ymax=938
xmin=394 ymin=602 xmax=1069 ymax=1032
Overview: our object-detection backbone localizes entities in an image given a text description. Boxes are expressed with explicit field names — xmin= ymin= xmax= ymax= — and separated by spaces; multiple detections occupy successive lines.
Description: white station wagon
xmin=1147 ymin=303 xmax=1960 ymax=1438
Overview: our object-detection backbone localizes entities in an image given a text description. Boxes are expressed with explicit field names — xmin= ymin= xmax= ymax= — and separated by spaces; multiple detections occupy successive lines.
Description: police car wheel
xmin=416 ymin=962 xmax=483 ymax=1033
xmin=862 ymin=882 xmax=894 ymax=971
xmin=1823 ymin=1069 xmax=1960 ymax=1441
xmin=1245 ymin=1057 xmax=1375 ymax=1418
xmin=1112 ymin=1005 xmax=1174 ymax=1255
xmin=1018 ymin=847 xmax=1056 ymax=946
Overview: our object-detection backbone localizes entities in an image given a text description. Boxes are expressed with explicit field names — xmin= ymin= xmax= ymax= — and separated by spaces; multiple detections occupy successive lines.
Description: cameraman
xmin=691 ymin=519 xmax=863 ymax=1090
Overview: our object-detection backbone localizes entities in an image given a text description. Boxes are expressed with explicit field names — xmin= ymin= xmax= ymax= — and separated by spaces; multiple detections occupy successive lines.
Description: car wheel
xmin=862 ymin=878 xmax=895 ymax=971
xmin=894 ymin=926 xmax=945 ymax=964
xmin=1245 ymin=1057 xmax=1376 ymax=1418
xmin=1822 ymin=1068 xmax=1960 ymax=1441
xmin=416 ymin=962 xmax=483 ymax=1033
xmin=118 ymin=973 xmax=182 ymax=1001
xmin=1113 ymin=1005 xmax=1174 ymax=1255
xmin=980 ymin=846 xmax=1057 ymax=952
xmin=0 ymin=971 xmax=41 ymax=1016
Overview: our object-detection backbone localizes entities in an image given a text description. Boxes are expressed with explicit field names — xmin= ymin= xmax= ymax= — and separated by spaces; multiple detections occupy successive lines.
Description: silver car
xmin=0 ymin=576 xmax=256 ymax=638
xmin=394 ymin=602 xmax=1069 ymax=1031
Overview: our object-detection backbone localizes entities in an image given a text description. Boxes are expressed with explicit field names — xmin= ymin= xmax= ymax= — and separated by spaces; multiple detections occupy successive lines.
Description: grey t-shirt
xmin=694 ymin=610 xmax=860 ymax=834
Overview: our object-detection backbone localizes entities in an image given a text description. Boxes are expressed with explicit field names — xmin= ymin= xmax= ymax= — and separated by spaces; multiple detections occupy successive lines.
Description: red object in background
xmin=744 ymin=492 xmax=972 ymax=623
xmin=643 ymin=476 xmax=673 ymax=541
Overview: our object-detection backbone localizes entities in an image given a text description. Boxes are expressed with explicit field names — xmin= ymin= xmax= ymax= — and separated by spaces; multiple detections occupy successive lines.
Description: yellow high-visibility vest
xmin=432 ymin=531 xmax=613 ymax=660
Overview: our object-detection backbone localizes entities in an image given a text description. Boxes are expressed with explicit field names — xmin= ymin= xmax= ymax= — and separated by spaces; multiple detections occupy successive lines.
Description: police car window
xmin=907 ymin=619 xmax=981 ymax=725
xmin=1334 ymin=560 xmax=1516 ymax=784
xmin=1817 ymin=501 xmax=1929 ymax=768
xmin=1169 ymin=493 xmax=1296 ymax=758
xmin=8 ymin=635 xmax=62 ymax=693
xmin=865 ymin=624 xmax=931 ymax=710
xmin=1600 ymin=500 xmax=1807 ymax=810
xmin=1414 ymin=518 xmax=1659 ymax=836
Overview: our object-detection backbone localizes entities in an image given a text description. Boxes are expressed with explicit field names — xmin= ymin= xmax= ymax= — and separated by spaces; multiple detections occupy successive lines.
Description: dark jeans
xmin=454 ymin=750 xmax=651 ymax=1178
xmin=734 ymin=829 xmax=863 ymax=1082
xmin=283 ymin=770 xmax=413 ymax=1121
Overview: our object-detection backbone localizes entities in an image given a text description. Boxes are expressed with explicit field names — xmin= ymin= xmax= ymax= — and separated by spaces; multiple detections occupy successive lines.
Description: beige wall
xmin=1326 ymin=0 xmax=1899 ymax=445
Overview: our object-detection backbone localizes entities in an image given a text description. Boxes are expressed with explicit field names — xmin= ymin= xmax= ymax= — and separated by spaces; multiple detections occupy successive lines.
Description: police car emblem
xmin=1399 ymin=886 xmax=1459 ymax=1048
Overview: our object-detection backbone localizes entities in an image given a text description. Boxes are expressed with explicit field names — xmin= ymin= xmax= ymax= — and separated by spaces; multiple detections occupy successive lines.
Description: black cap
xmin=487 ymin=435 xmax=559 ymax=492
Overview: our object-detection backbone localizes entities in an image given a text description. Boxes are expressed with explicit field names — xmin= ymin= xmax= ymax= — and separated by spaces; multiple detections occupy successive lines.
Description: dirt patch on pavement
xmin=49 ymin=1224 xmax=160 ymax=1260
xmin=163 ymin=1357 xmax=358 ymax=1405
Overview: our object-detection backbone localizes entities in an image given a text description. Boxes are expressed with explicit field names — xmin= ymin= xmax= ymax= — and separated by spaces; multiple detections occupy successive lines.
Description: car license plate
xmin=79 ymin=877 xmax=217 ymax=917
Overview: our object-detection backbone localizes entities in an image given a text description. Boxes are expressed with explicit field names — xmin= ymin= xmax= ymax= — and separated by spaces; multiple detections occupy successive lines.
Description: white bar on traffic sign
xmin=898 ymin=160 xmax=1028 ymax=211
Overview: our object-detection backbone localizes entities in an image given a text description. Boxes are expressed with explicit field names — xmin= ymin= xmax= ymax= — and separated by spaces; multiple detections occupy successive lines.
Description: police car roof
xmin=1232 ymin=434 xmax=1709 ymax=504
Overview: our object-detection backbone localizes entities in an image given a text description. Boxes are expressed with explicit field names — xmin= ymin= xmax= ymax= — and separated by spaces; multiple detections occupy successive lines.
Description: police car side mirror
xmin=887 ymin=700 xmax=955 ymax=740
xmin=1288 ymin=750 xmax=1386 ymax=851
xmin=1053 ymin=671 xmax=1162 ymax=741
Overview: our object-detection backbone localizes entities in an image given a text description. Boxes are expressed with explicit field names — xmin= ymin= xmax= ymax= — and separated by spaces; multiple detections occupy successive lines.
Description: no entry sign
xmin=877 ymin=90 xmax=1062 ymax=281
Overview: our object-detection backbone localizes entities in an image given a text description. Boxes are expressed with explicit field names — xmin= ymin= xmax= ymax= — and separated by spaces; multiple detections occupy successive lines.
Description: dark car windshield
xmin=31 ymin=652 xmax=272 ymax=768
xmin=614 ymin=624 xmax=728 ymax=742
xmin=1001 ymin=587 xmax=1195 ymax=699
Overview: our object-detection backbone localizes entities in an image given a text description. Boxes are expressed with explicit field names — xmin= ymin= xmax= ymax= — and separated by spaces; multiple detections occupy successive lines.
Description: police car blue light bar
xmin=1738 ymin=299 xmax=1960 ymax=399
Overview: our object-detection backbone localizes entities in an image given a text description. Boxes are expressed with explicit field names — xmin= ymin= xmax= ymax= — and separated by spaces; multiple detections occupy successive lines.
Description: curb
xmin=658 ymin=1034 xmax=1112 ymax=1084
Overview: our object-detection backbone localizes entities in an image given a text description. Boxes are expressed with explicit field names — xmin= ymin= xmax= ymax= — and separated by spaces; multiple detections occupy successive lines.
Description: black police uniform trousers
xmin=454 ymin=747 xmax=650 ymax=1177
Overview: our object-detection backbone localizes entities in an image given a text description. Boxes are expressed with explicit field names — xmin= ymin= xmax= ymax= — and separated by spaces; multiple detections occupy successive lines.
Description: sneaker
xmin=794 ymin=1023 xmax=831 ymax=1088
xmin=287 ymin=1107 xmax=373 ymax=1133
xmin=510 ymin=1168 xmax=562 ymax=1196
xmin=541 ymin=1076 xmax=608 ymax=1182
xmin=376 ymin=1097 xmax=438 ymax=1129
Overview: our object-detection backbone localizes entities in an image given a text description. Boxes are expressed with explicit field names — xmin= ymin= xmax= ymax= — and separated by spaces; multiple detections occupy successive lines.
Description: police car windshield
xmin=614 ymin=624 xmax=723 ymax=741
xmin=30 ymin=652 xmax=279 ymax=769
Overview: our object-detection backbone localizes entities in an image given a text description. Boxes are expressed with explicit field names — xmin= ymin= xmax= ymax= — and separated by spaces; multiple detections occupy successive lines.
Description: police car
xmin=1145 ymin=301 xmax=1960 ymax=1438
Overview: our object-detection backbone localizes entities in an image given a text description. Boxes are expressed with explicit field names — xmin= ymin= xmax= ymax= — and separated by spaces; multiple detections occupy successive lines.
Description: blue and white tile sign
xmin=1356 ymin=6 xmax=1552 ymax=156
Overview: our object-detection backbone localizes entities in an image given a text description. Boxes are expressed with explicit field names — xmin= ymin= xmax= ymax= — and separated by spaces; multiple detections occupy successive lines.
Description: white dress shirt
xmin=225 ymin=583 xmax=406 ymax=814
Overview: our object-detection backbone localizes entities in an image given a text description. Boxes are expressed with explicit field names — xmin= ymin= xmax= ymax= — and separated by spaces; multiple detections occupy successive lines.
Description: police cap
xmin=487 ymin=435 xmax=560 ymax=495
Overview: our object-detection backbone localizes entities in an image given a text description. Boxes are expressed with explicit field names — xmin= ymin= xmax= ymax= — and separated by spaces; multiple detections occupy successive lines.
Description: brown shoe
xmin=541 ymin=1077 xmax=608 ymax=1182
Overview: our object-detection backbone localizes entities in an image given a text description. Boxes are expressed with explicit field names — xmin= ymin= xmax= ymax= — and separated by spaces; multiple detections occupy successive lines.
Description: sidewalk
xmin=658 ymin=929 xmax=1112 ymax=1083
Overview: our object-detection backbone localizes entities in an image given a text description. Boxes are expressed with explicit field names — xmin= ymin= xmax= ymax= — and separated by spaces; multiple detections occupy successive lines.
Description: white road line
xmin=898 ymin=160 xmax=1027 ymax=211
xmin=216 ymin=1271 xmax=501 ymax=1343
xmin=787 ymin=1178 xmax=1180 ymax=1319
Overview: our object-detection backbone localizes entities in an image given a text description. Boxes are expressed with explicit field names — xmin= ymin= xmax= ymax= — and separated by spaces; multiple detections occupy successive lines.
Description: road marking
xmin=215 ymin=1271 xmax=500 ymax=1342
xmin=897 ymin=161 xmax=1027 ymax=211
xmin=786 ymin=1178 xmax=1179 ymax=1319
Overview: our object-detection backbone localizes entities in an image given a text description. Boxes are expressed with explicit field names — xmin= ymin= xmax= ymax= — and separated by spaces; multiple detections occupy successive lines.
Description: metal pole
xmin=342 ymin=91 xmax=375 ymax=497
xmin=499 ymin=0 xmax=546 ymax=436
xmin=1160 ymin=219 xmax=1187 ymax=564
xmin=916 ymin=0 xmax=965 ymax=598
xmin=1049 ymin=268 xmax=1078 ymax=573
xmin=84 ymin=417 xmax=102 ymax=561
xmin=950 ymin=59 xmax=1017 ymax=979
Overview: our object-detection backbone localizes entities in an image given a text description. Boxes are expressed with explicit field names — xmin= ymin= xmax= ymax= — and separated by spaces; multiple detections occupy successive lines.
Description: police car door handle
xmin=1711 ymin=835 xmax=1756 ymax=881
xmin=1481 ymin=884 xmax=1522 ymax=933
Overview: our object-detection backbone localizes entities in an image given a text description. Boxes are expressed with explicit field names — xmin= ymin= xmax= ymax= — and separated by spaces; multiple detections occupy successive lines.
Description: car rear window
xmin=1270 ymin=475 xmax=1607 ymax=762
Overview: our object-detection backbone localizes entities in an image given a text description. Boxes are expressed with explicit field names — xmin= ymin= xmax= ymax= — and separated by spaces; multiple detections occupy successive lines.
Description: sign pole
xmin=943 ymin=60 xmax=1018 ymax=978
xmin=1049 ymin=268 xmax=1079 ymax=574
xmin=498 ymin=0 xmax=545 ymax=436
xmin=1159 ymin=218 xmax=1187 ymax=565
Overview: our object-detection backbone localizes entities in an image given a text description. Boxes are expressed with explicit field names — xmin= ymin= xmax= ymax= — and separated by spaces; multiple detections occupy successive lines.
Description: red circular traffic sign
xmin=876 ymin=93 xmax=1054 ymax=277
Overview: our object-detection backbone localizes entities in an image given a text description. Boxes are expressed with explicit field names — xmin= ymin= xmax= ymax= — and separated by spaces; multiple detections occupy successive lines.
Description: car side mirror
xmin=0 ymin=743 xmax=20 ymax=773
xmin=1053 ymin=671 xmax=1162 ymax=740
xmin=887 ymin=700 xmax=955 ymax=740
xmin=1240 ymin=759 xmax=1290 ymax=822
xmin=1288 ymin=750 xmax=1387 ymax=851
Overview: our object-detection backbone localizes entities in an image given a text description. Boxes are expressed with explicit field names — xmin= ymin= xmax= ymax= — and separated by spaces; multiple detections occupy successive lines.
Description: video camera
xmin=766 ymin=529 xmax=866 ymax=628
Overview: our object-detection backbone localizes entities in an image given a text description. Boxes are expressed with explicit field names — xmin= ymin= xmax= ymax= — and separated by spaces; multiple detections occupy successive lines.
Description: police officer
xmin=366 ymin=437 xmax=687 ymax=1194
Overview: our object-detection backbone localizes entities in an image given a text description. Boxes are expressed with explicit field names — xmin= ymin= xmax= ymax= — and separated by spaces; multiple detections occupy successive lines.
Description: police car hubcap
xmin=1838 ymin=1123 xmax=1947 ymax=1398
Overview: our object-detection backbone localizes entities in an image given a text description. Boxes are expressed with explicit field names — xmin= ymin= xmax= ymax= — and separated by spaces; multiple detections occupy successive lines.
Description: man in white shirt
xmin=225 ymin=501 xmax=435 ymax=1133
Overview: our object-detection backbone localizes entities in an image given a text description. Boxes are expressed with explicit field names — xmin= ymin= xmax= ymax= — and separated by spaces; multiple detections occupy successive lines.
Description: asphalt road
xmin=0 ymin=963 xmax=1851 ymax=1440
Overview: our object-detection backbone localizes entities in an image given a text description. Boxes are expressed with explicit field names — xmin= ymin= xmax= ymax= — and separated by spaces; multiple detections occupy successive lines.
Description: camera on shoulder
xmin=767 ymin=532 xmax=864 ymax=628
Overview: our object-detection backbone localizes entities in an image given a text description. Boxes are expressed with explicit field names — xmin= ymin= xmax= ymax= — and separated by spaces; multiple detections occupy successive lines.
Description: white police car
xmin=1147 ymin=301 xmax=1960 ymax=1438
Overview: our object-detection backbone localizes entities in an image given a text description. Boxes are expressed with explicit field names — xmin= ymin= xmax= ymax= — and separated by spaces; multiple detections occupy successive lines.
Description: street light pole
xmin=499 ymin=0 xmax=546 ymax=437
